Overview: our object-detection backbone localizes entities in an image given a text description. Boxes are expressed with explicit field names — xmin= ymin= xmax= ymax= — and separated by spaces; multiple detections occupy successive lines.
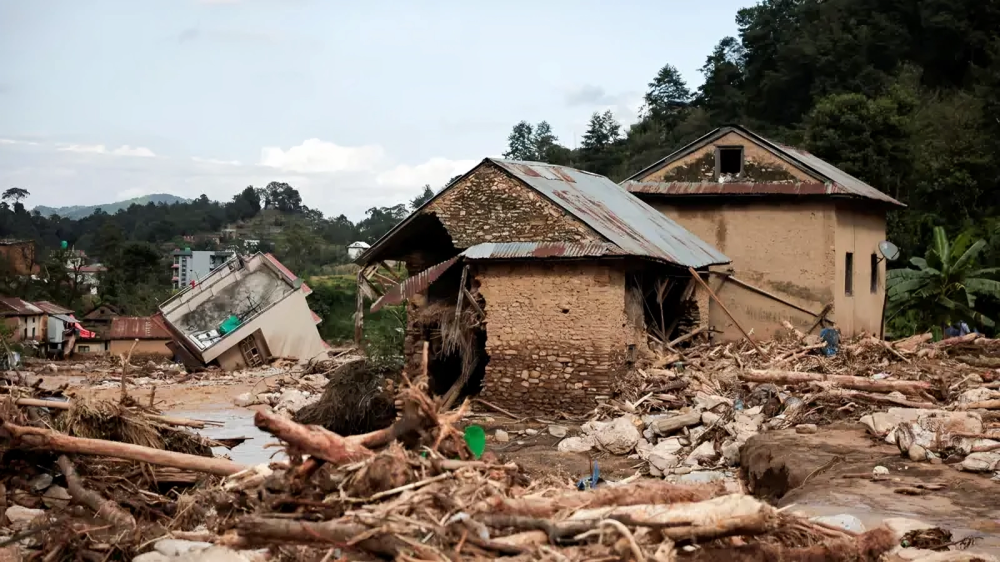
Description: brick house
xmin=622 ymin=125 xmax=906 ymax=340
xmin=358 ymin=158 xmax=728 ymax=415
xmin=0 ymin=297 xmax=45 ymax=342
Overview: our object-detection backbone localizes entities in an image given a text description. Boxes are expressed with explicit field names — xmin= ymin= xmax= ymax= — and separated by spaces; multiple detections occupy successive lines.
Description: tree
xmin=696 ymin=37 xmax=746 ymax=125
xmin=581 ymin=110 xmax=621 ymax=151
xmin=411 ymin=185 xmax=434 ymax=210
xmin=263 ymin=182 xmax=303 ymax=213
xmin=532 ymin=121 xmax=558 ymax=162
xmin=2 ymin=188 xmax=29 ymax=204
xmin=503 ymin=121 xmax=536 ymax=161
xmin=887 ymin=227 xmax=1000 ymax=335
xmin=642 ymin=63 xmax=691 ymax=125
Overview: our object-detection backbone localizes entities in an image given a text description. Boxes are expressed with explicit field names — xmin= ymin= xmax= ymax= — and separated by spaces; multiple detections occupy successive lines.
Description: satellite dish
xmin=878 ymin=240 xmax=900 ymax=262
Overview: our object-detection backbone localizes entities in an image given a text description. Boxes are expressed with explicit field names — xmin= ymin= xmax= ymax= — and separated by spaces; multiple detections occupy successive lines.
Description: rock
xmin=721 ymin=441 xmax=740 ymax=466
xmin=677 ymin=470 xmax=727 ymax=484
xmin=274 ymin=389 xmax=315 ymax=414
xmin=649 ymin=452 xmax=679 ymax=473
xmin=810 ymin=514 xmax=866 ymax=533
xmin=180 ymin=546 xmax=252 ymax=562
xmin=133 ymin=553 xmax=171 ymax=562
xmin=730 ymin=411 xmax=764 ymax=444
xmin=547 ymin=425 xmax=568 ymax=438
xmin=635 ymin=438 xmax=653 ymax=459
xmin=701 ymin=411 xmax=721 ymax=426
xmin=592 ymin=416 xmax=641 ymax=455
xmin=153 ymin=539 xmax=214 ymax=557
xmin=672 ymin=466 xmax=692 ymax=475
xmin=556 ymin=436 xmax=593 ymax=453
xmin=44 ymin=363 xmax=58 ymax=373
xmin=4 ymin=505 xmax=44 ymax=527
xmin=29 ymin=473 xmax=53 ymax=491
xmin=795 ymin=424 xmax=818 ymax=434
xmin=145 ymin=360 xmax=158 ymax=370
xmin=648 ymin=439 xmax=683 ymax=472
xmin=959 ymin=451 xmax=1000 ymax=472
xmin=684 ymin=441 xmax=717 ymax=466
xmin=42 ymin=485 xmax=71 ymax=509
xmin=860 ymin=412 xmax=898 ymax=436
xmin=233 ymin=392 xmax=259 ymax=408
xmin=693 ymin=393 xmax=731 ymax=411
xmin=494 ymin=429 xmax=509 ymax=443
xmin=908 ymin=443 xmax=927 ymax=462
xmin=524 ymin=428 xmax=538 ymax=436
xmin=873 ymin=465 xmax=890 ymax=479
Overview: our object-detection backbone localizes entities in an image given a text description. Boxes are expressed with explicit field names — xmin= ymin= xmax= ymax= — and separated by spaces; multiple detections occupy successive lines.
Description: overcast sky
xmin=0 ymin=0 xmax=749 ymax=220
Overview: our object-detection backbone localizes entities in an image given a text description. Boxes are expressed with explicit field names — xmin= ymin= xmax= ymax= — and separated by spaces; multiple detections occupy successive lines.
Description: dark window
xmin=870 ymin=253 xmax=879 ymax=294
xmin=845 ymin=252 xmax=854 ymax=296
xmin=79 ymin=345 xmax=90 ymax=353
xmin=718 ymin=147 xmax=743 ymax=175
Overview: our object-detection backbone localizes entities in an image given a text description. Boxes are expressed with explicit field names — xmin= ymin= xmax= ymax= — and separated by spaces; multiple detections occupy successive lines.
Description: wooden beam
xmin=454 ymin=265 xmax=468 ymax=325
xmin=687 ymin=267 xmax=764 ymax=356
xmin=462 ymin=287 xmax=485 ymax=319
xmin=354 ymin=270 xmax=365 ymax=345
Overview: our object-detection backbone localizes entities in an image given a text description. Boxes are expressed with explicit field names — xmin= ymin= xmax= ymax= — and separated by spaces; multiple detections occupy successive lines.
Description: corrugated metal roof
xmin=624 ymin=181 xmax=835 ymax=197
xmin=370 ymin=256 xmax=460 ymax=313
xmin=461 ymin=241 xmax=621 ymax=259
xmin=33 ymin=300 xmax=73 ymax=315
xmin=0 ymin=297 xmax=43 ymax=316
xmin=623 ymin=125 xmax=904 ymax=207
xmin=490 ymin=159 xmax=730 ymax=269
xmin=110 ymin=316 xmax=172 ymax=340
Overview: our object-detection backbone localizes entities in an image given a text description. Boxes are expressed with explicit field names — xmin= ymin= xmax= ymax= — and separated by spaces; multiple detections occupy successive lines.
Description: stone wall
xmin=476 ymin=261 xmax=633 ymax=415
xmin=425 ymin=162 xmax=600 ymax=248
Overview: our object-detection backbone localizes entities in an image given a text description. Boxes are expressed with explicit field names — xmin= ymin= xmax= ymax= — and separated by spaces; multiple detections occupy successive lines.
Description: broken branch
xmin=56 ymin=455 xmax=136 ymax=529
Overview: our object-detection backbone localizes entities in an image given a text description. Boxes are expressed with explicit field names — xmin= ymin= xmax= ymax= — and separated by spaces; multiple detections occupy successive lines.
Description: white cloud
xmin=192 ymin=156 xmax=242 ymax=166
xmin=0 ymin=138 xmax=40 ymax=146
xmin=58 ymin=143 xmax=156 ymax=157
xmin=259 ymin=138 xmax=384 ymax=173
xmin=376 ymin=157 xmax=477 ymax=188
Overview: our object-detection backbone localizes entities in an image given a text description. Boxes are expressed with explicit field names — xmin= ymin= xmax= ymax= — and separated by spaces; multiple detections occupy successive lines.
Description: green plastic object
xmin=60 ymin=241 xmax=68 ymax=249
xmin=219 ymin=315 xmax=241 ymax=335
xmin=464 ymin=425 xmax=486 ymax=459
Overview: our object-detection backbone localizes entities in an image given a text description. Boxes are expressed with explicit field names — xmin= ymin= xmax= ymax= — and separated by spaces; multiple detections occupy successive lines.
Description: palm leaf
xmin=951 ymin=239 xmax=986 ymax=274
xmin=931 ymin=227 xmax=951 ymax=271
xmin=965 ymin=277 xmax=1000 ymax=297
xmin=939 ymin=295 xmax=995 ymax=328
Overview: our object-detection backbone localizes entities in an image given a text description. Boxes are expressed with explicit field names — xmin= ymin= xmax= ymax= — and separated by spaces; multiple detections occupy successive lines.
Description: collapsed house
xmin=622 ymin=125 xmax=906 ymax=339
xmin=156 ymin=252 xmax=327 ymax=370
xmin=356 ymin=158 xmax=729 ymax=414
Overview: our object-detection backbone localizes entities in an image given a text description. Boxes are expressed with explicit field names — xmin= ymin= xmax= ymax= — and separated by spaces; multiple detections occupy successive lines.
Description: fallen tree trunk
xmin=821 ymin=389 xmax=937 ymax=409
xmin=227 ymin=518 xmax=406 ymax=557
xmin=56 ymin=455 xmax=136 ymax=529
xmin=2 ymin=422 xmax=244 ymax=476
xmin=254 ymin=409 xmax=374 ymax=465
xmin=650 ymin=411 xmax=702 ymax=435
xmin=743 ymin=370 xmax=933 ymax=395
xmin=473 ymin=480 xmax=718 ymax=518
xmin=686 ymin=527 xmax=895 ymax=562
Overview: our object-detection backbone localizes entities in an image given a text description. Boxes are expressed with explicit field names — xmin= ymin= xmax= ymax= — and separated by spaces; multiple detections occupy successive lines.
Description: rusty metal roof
xmin=110 ymin=316 xmax=172 ymax=340
xmin=0 ymin=297 xmax=43 ymax=316
xmin=490 ymin=159 xmax=729 ymax=268
xmin=371 ymin=256 xmax=460 ymax=313
xmin=623 ymin=125 xmax=904 ymax=207
xmin=624 ymin=181 xmax=837 ymax=197
xmin=33 ymin=300 xmax=73 ymax=315
xmin=461 ymin=241 xmax=621 ymax=260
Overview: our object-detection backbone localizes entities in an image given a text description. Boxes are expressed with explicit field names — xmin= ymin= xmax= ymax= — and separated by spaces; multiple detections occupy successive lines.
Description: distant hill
xmin=34 ymin=194 xmax=190 ymax=219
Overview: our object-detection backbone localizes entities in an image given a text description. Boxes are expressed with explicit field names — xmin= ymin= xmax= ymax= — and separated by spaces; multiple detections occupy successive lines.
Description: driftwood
xmin=821 ymin=389 xmax=937 ymax=409
xmin=14 ymin=398 xmax=217 ymax=429
xmin=226 ymin=518 xmax=407 ymax=557
xmin=934 ymin=333 xmax=978 ymax=347
xmin=56 ymin=455 xmax=136 ymax=529
xmin=649 ymin=411 xmax=702 ymax=435
xmin=2 ymin=421 xmax=244 ymax=476
xmin=959 ymin=400 xmax=1000 ymax=410
xmin=254 ymin=409 xmax=374 ymax=465
xmin=742 ymin=370 xmax=933 ymax=395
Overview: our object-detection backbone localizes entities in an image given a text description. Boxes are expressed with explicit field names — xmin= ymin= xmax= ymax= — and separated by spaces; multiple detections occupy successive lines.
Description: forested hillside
xmin=501 ymin=0 xmax=1000 ymax=263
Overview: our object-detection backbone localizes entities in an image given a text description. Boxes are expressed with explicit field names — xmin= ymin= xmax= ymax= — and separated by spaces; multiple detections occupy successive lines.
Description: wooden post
xmin=454 ymin=265 xmax=468 ymax=325
xmin=687 ymin=267 xmax=764 ymax=356
xmin=354 ymin=270 xmax=365 ymax=346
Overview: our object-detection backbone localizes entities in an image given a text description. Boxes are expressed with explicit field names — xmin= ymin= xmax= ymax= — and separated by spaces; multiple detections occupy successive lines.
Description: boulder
xmin=959 ymin=451 xmax=1000 ymax=472
xmin=908 ymin=443 xmax=927 ymax=462
xmin=42 ymin=485 xmax=71 ymax=509
xmin=274 ymin=389 xmax=315 ymax=414
xmin=4 ymin=505 xmax=44 ymax=527
xmin=648 ymin=439 xmax=683 ymax=473
xmin=556 ymin=436 xmax=593 ymax=453
xmin=494 ymin=429 xmax=509 ymax=443
xmin=547 ymin=425 xmax=568 ymax=438
xmin=153 ymin=539 xmax=213 ymax=557
xmin=233 ymin=392 xmax=259 ymax=408
xmin=524 ymin=428 xmax=538 ymax=436
xmin=684 ymin=441 xmax=717 ymax=466
xmin=592 ymin=416 xmax=641 ymax=455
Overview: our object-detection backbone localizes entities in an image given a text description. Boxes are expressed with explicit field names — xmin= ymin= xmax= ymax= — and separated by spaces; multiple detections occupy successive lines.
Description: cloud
xmin=192 ymin=156 xmax=242 ymax=166
xmin=58 ymin=144 xmax=156 ymax=157
xmin=376 ymin=157 xmax=477 ymax=189
xmin=0 ymin=139 xmax=39 ymax=146
xmin=565 ymin=84 xmax=624 ymax=107
xmin=260 ymin=138 xmax=384 ymax=173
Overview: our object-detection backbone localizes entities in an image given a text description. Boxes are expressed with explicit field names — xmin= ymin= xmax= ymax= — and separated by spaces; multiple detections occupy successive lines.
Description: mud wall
xmin=110 ymin=339 xmax=171 ymax=356
xmin=639 ymin=131 xmax=814 ymax=183
xmin=475 ymin=261 xmax=633 ymax=415
xmin=652 ymin=200 xmax=837 ymax=340
xmin=834 ymin=203 xmax=887 ymax=337
xmin=425 ymin=162 xmax=600 ymax=248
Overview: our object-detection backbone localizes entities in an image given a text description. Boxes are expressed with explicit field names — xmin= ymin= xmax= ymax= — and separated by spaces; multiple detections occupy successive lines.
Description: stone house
xmin=622 ymin=125 xmax=905 ymax=340
xmin=358 ymin=158 xmax=729 ymax=415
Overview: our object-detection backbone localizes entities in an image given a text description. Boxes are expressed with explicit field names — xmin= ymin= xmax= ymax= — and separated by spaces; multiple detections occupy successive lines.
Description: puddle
xmin=167 ymin=406 xmax=285 ymax=466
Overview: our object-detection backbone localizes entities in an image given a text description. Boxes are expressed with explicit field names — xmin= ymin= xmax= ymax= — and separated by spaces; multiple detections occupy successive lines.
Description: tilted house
xmin=358 ymin=158 xmax=729 ymax=415
xmin=622 ymin=125 xmax=905 ymax=340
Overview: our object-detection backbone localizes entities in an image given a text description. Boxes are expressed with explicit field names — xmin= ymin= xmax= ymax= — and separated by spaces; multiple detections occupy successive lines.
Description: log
xmin=254 ymin=409 xmax=373 ymax=465
xmin=821 ymin=389 xmax=936 ymax=409
xmin=934 ymin=333 xmax=978 ymax=347
xmin=959 ymin=400 xmax=1000 ymax=410
xmin=56 ymin=455 xmax=136 ymax=529
xmin=2 ymin=422 xmax=245 ymax=476
xmin=689 ymin=267 xmax=764 ymax=356
xmin=742 ymin=369 xmax=933 ymax=395
xmin=650 ymin=411 xmax=702 ymax=436
xmin=955 ymin=355 xmax=1000 ymax=369
xmin=229 ymin=517 xmax=405 ymax=557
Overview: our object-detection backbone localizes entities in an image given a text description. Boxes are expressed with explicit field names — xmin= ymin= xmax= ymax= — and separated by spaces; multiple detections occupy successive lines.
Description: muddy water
xmin=167 ymin=406 xmax=285 ymax=466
